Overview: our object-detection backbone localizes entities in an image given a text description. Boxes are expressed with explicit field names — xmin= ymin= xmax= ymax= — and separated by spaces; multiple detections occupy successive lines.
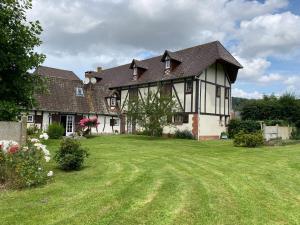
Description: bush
xmin=54 ymin=138 xmax=89 ymax=171
xmin=228 ymin=119 xmax=261 ymax=138
xmin=264 ymin=120 xmax=289 ymax=126
xmin=0 ymin=138 xmax=52 ymax=189
xmin=47 ymin=123 xmax=65 ymax=139
xmin=233 ymin=131 xmax=264 ymax=148
xmin=174 ymin=130 xmax=195 ymax=139
xmin=27 ymin=125 xmax=40 ymax=136
xmin=291 ymin=128 xmax=300 ymax=140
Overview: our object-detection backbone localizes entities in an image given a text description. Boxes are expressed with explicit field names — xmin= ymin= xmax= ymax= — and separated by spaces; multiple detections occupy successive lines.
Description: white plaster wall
xmin=220 ymin=87 xmax=225 ymax=114
xmin=217 ymin=63 xmax=225 ymax=85
xmin=199 ymin=114 xmax=226 ymax=137
xmin=173 ymin=83 xmax=184 ymax=107
xmin=185 ymin=94 xmax=192 ymax=112
xmin=193 ymin=81 xmax=196 ymax=112
xmin=121 ymin=90 xmax=128 ymax=111
xmin=200 ymin=82 xmax=205 ymax=113
xmin=139 ymin=87 xmax=148 ymax=101
xmin=206 ymin=83 xmax=215 ymax=114
xmin=206 ymin=65 xmax=215 ymax=83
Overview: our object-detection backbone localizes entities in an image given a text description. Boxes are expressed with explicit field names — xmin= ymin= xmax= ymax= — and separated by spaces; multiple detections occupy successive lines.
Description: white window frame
xmin=76 ymin=87 xmax=84 ymax=97
xmin=165 ymin=56 xmax=170 ymax=69
xmin=133 ymin=66 xmax=137 ymax=76
xmin=110 ymin=97 xmax=116 ymax=107
xmin=27 ymin=115 xmax=34 ymax=123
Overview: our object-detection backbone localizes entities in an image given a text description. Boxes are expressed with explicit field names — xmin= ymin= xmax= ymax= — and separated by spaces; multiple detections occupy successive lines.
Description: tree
xmin=0 ymin=0 xmax=46 ymax=121
xmin=240 ymin=93 xmax=300 ymax=127
xmin=126 ymin=86 xmax=179 ymax=136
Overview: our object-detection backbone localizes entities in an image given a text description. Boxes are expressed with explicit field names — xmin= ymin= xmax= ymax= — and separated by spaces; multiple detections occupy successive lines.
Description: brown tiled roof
xmin=161 ymin=50 xmax=182 ymax=62
xmin=92 ymin=41 xmax=242 ymax=88
xmin=36 ymin=66 xmax=80 ymax=81
xmin=34 ymin=76 xmax=113 ymax=115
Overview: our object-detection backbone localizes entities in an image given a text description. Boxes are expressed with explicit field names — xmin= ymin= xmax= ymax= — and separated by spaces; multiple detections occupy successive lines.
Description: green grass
xmin=1 ymin=135 xmax=300 ymax=225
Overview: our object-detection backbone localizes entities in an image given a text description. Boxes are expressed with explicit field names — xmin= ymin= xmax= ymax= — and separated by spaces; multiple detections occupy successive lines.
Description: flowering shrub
xmin=0 ymin=136 xmax=53 ymax=189
xmin=79 ymin=117 xmax=99 ymax=135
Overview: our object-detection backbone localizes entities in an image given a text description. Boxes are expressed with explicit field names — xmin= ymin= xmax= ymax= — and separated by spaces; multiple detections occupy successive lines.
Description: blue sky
xmin=28 ymin=0 xmax=300 ymax=98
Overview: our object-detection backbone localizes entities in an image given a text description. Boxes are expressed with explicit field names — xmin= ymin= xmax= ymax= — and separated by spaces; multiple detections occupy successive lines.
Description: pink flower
xmin=8 ymin=145 xmax=19 ymax=154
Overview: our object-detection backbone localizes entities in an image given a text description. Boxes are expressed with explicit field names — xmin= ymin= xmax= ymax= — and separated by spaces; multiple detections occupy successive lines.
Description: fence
xmin=0 ymin=116 xmax=27 ymax=145
xmin=263 ymin=124 xmax=293 ymax=141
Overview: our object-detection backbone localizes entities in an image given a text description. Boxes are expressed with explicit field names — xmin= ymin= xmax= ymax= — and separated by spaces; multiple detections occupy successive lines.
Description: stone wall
xmin=0 ymin=116 xmax=27 ymax=145
xmin=263 ymin=125 xmax=293 ymax=141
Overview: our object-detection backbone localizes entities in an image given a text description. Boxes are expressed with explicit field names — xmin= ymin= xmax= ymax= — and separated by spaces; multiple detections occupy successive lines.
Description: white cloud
xmin=25 ymin=0 xmax=300 ymax=94
xmin=236 ymin=12 xmax=300 ymax=58
xmin=232 ymin=88 xmax=263 ymax=99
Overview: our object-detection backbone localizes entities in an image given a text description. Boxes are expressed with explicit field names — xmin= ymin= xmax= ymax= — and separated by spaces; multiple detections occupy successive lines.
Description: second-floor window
xmin=27 ymin=115 xmax=34 ymax=123
xmin=216 ymin=86 xmax=221 ymax=98
xmin=225 ymin=88 xmax=230 ymax=99
xmin=185 ymin=80 xmax=193 ymax=93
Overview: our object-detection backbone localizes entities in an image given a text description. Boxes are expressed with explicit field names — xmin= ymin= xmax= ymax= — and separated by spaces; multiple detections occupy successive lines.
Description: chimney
xmin=96 ymin=67 xmax=102 ymax=72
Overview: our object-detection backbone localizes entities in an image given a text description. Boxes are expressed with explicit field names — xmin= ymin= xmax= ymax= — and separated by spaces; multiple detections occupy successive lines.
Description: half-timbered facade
xmin=89 ymin=41 xmax=242 ymax=140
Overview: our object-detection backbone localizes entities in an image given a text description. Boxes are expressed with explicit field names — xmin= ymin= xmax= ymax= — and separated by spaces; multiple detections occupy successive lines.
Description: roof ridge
xmin=39 ymin=65 xmax=75 ymax=73
xmin=99 ymin=41 xmax=219 ymax=73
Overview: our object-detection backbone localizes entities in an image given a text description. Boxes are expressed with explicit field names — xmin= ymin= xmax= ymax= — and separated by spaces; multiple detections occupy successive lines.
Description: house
xmin=28 ymin=41 xmax=241 ymax=139
xmin=27 ymin=66 xmax=120 ymax=135
xmin=87 ymin=41 xmax=242 ymax=140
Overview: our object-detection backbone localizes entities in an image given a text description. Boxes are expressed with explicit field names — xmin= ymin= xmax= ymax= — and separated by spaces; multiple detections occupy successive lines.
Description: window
xmin=27 ymin=115 xmax=34 ymax=123
xmin=216 ymin=86 xmax=221 ymax=98
xmin=174 ymin=113 xmax=189 ymax=124
xmin=185 ymin=80 xmax=193 ymax=93
xmin=110 ymin=118 xmax=119 ymax=126
xmin=165 ymin=56 xmax=170 ymax=69
xmin=225 ymin=87 xmax=230 ymax=99
xmin=76 ymin=87 xmax=84 ymax=96
xmin=174 ymin=114 xmax=183 ymax=123
xmin=133 ymin=66 xmax=137 ymax=76
xmin=110 ymin=97 xmax=116 ymax=107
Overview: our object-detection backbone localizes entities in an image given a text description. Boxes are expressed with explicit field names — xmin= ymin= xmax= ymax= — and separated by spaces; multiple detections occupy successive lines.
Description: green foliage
xmin=0 ymin=0 xmax=46 ymax=121
xmin=241 ymin=93 xmax=300 ymax=127
xmin=126 ymin=84 xmax=179 ymax=137
xmin=47 ymin=123 xmax=65 ymax=139
xmin=291 ymin=128 xmax=300 ymax=140
xmin=227 ymin=119 xmax=261 ymax=138
xmin=264 ymin=120 xmax=289 ymax=126
xmin=54 ymin=139 xmax=89 ymax=171
xmin=0 ymin=142 xmax=49 ymax=189
xmin=174 ymin=130 xmax=195 ymax=139
xmin=233 ymin=131 xmax=264 ymax=148
xmin=0 ymin=100 xmax=19 ymax=121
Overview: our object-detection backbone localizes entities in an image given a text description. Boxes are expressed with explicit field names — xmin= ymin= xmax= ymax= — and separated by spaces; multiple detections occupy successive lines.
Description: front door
xmin=66 ymin=115 xmax=74 ymax=136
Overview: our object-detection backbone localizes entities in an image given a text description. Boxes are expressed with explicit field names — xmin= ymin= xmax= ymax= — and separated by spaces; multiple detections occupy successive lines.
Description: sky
xmin=27 ymin=0 xmax=300 ymax=99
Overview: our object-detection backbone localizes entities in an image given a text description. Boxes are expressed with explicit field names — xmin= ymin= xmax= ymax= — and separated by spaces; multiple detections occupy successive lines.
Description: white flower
xmin=30 ymin=138 xmax=40 ymax=143
xmin=47 ymin=171 xmax=53 ymax=177
xmin=45 ymin=156 xmax=50 ymax=162
xmin=38 ymin=167 xmax=42 ymax=171
xmin=22 ymin=146 xmax=29 ymax=151
xmin=39 ymin=133 xmax=49 ymax=140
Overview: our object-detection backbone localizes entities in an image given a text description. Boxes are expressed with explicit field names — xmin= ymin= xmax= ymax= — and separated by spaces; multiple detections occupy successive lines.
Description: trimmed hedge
xmin=228 ymin=119 xmax=261 ymax=138
xmin=174 ymin=130 xmax=195 ymax=140
xmin=233 ymin=131 xmax=264 ymax=148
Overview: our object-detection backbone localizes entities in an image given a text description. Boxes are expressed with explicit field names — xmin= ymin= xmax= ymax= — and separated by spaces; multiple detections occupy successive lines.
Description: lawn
xmin=1 ymin=135 xmax=299 ymax=225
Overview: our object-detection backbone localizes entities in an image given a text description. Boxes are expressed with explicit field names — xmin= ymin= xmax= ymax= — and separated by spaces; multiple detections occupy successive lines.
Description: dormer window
xmin=76 ymin=87 xmax=84 ymax=96
xmin=130 ymin=59 xmax=148 ymax=80
xmin=165 ymin=56 xmax=170 ymax=69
